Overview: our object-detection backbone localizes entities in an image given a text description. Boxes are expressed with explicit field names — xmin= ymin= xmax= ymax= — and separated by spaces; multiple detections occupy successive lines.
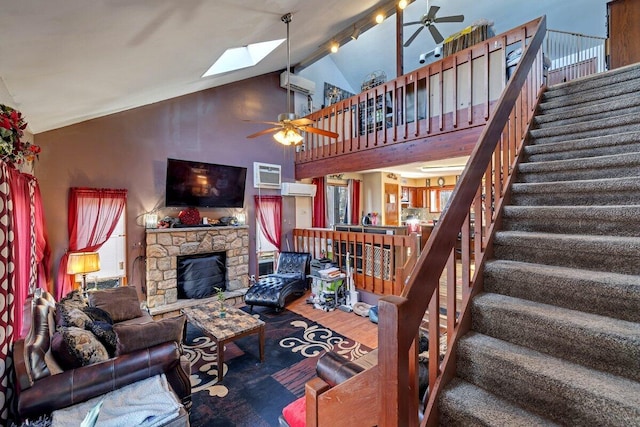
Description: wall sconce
xmin=236 ymin=212 xmax=246 ymax=225
xmin=330 ymin=41 xmax=339 ymax=53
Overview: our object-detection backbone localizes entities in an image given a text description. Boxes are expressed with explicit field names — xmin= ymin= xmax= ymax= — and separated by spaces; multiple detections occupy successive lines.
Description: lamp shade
xmin=67 ymin=252 xmax=101 ymax=275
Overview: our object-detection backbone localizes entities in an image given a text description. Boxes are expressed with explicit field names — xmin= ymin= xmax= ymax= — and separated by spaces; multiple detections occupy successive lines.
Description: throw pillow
xmin=282 ymin=396 xmax=306 ymax=427
xmin=51 ymin=327 xmax=109 ymax=370
xmin=65 ymin=308 xmax=92 ymax=329
xmin=55 ymin=290 xmax=88 ymax=327
xmin=87 ymin=286 xmax=143 ymax=323
xmin=113 ymin=315 xmax=186 ymax=356
xmin=87 ymin=321 xmax=118 ymax=356
xmin=82 ymin=306 xmax=114 ymax=324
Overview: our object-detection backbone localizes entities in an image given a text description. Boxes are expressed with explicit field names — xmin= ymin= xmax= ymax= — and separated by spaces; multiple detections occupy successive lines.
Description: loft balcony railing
xmin=295 ymin=19 xmax=541 ymax=168
xmin=295 ymin=23 xmax=606 ymax=173
xmin=544 ymin=29 xmax=607 ymax=85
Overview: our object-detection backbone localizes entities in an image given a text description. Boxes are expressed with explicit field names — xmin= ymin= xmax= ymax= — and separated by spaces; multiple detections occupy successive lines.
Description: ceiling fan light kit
xmin=245 ymin=12 xmax=338 ymax=146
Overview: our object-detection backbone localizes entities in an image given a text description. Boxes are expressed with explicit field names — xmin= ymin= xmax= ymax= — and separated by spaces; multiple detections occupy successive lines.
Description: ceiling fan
xmin=403 ymin=3 xmax=464 ymax=47
xmin=246 ymin=13 xmax=339 ymax=146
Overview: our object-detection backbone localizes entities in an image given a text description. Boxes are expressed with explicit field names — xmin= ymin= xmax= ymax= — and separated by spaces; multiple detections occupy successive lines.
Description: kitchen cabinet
xmin=400 ymin=186 xmax=428 ymax=208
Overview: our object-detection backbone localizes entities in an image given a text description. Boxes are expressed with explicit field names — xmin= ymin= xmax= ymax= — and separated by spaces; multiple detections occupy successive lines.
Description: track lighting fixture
xmin=375 ymin=13 xmax=385 ymax=24
xmin=398 ymin=0 xmax=408 ymax=9
xmin=350 ymin=25 xmax=361 ymax=41
xmin=330 ymin=41 xmax=339 ymax=53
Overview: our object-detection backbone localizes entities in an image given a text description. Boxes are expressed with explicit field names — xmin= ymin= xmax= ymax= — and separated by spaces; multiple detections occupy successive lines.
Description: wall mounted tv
xmin=165 ymin=158 xmax=247 ymax=208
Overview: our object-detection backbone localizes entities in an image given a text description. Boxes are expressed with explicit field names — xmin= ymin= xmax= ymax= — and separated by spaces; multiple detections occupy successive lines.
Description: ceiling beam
xmin=295 ymin=0 xmax=416 ymax=71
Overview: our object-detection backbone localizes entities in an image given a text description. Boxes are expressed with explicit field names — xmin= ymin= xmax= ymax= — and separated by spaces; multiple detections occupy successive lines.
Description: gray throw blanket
xmin=52 ymin=374 xmax=182 ymax=427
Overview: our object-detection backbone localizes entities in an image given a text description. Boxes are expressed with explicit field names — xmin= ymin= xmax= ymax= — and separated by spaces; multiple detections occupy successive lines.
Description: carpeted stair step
xmin=538 ymin=77 xmax=640 ymax=114
xmin=542 ymin=62 xmax=640 ymax=100
xmin=483 ymin=260 xmax=640 ymax=323
xmin=471 ymin=293 xmax=640 ymax=381
xmin=456 ymin=333 xmax=640 ymax=426
xmin=524 ymin=131 xmax=640 ymax=163
xmin=528 ymin=112 xmax=640 ymax=145
xmin=493 ymin=231 xmax=640 ymax=275
xmin=534 ymin=92 xmax=640 ymax=129
xmin=501 ymin=205 xmax=640 ymax=236
xmin=510 ymin=176 xmax=640 ymax=206
xmin=516 ymin=151 xmax=640 ymax=183
xmin=529 ymin=111 xmax=640 ymax=141
xmin=438 ymin=378 xmax=558 ymax=427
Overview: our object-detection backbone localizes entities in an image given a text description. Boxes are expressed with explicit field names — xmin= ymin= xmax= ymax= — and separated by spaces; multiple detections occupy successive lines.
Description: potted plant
xmin=215 ymin=287 xmax=226 ymax=318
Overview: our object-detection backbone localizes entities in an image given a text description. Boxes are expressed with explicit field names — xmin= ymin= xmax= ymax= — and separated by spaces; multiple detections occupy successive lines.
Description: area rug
xmin=184 ymin=307 xmax=371 ymax=427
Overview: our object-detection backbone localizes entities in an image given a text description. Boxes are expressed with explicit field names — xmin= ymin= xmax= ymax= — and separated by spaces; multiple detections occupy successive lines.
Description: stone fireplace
xmin=145 ymin=226 xmax=249 ymax=314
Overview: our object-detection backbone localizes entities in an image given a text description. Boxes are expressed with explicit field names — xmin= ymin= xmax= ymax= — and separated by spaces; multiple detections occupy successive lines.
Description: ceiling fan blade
xmin=300 ymin=126 xmax=339 ymax=138
xmin=426 ymin=5 xmax=440 ymax=20
xmin=246 ymin=127 xmax=283 ymax=139
xmin=242 ymin=119 xmax=282 ymax=126
xmin=434 ymin=14 xmax=465 ymax=23
xmin=404 ymin=26 xmax=425 ymax=47
xmin=291 ymin=117 xmax=314 ymax=126
xmin=403 ymin=20 xmax=424 ymax=26
xmin=428 ymin=24 xmax=445 ymax=44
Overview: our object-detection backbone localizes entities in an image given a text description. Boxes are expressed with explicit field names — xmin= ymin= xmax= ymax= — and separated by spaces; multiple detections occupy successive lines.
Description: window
xmin=429 ymin=187 xmax=454 ymax=213
xmin=90 ymin=208 xmax=127 ymax=287
xmin=326 ymin=184 xmax=349 ymax=226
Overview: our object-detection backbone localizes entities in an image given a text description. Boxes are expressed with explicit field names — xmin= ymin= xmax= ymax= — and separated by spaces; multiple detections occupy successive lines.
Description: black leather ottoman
xmin=244 ymin=252 xmax=311 ymax=311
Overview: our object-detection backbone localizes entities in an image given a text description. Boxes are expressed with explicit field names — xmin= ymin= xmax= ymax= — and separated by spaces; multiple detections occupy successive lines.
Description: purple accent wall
xmin=34 ymin=72 xmax=298 ymax=297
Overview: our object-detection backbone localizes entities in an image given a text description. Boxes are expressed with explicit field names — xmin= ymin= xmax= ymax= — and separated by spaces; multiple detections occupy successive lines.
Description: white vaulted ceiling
xmin=0 ymin=0 xmax=608 ymax=134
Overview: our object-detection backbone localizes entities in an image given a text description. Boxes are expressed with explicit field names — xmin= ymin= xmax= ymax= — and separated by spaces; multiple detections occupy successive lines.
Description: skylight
xmin=202 ymin=38 xmax=285 ymax=77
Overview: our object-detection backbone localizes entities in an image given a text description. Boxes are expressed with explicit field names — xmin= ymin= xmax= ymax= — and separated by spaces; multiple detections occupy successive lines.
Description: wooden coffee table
xmin=182 ymin=303 xmax=265 ymax=382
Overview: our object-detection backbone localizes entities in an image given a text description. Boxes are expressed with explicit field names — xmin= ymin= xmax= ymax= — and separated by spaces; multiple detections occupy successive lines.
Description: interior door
xmin=384 ymin=183 xmax=399 ymax=225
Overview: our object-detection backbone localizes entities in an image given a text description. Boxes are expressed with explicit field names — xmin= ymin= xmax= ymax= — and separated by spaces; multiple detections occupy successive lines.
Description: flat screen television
xmin=165 ymin=158 xmax=247 ymax=208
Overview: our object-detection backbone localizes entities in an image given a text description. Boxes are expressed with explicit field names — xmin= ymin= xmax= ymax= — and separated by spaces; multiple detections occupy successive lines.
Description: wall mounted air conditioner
xmin=281 ymin=182 xmax=317 ymax=197
xmin=253 ymin=162 xmax=281 ymax=189
xmin=280 ymin=72 xmax=316 ymax=95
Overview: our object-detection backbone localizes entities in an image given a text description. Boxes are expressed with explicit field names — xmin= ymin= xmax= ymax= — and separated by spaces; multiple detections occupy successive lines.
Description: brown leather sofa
xmin=13 ymin=288 xmax=191 ymax=421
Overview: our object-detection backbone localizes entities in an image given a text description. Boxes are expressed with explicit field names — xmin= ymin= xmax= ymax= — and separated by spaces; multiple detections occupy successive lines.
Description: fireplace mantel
xmin=145 ymin=226 xmax=249 ymax=311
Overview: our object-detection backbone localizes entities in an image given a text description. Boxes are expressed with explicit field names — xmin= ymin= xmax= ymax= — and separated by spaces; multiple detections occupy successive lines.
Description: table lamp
xmin=67 ymin=252 xmax=101 ymax=295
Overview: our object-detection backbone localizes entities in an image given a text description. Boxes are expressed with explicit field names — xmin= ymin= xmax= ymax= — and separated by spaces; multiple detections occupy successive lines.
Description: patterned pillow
xmin=55 ymin=290 xmax=88 ymax=327
xmin=51 ymin=327 xmax=109 ymax=370
xmin=87 ymin=321 xmax=117 ymax=356
xmin=65 ymin=308 xmax=92 ymax=329
xmin=83 ymin=306 xmax=114 ymax=325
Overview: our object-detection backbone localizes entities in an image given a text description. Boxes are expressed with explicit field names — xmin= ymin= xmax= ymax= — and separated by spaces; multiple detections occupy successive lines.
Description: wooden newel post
xmin=378 ymin=295 xmax=418 ymax=427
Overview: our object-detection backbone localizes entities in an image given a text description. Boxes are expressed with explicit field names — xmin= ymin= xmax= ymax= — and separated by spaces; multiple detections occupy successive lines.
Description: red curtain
xmin=56 ymin=188 xmax=127 ymax=300
xmin=312 ymin=176 xmax=326 ymax=228
xmin=6 ymin=168 xmax=51 ymax=339
xmin=349 ymin=179 xmax=361 ymax=225
xmin=254 ymin=195 xmax=282 ymax=251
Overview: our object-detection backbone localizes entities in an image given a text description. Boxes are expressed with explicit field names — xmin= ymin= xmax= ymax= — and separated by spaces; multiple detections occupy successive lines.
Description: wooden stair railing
xmin=378 ymin=16 xmax=547 ymax=426
xmin=302 ymin=16 xmax=548 ymax=427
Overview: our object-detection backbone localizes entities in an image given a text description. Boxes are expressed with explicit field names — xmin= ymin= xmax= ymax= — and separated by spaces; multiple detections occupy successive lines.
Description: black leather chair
xmin=244 ymin=252 xmax=311 ymax=311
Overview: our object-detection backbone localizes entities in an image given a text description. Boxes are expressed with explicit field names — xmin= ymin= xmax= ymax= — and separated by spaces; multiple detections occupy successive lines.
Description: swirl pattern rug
xmin=184 ymin=306 xmax=370 ymax=427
